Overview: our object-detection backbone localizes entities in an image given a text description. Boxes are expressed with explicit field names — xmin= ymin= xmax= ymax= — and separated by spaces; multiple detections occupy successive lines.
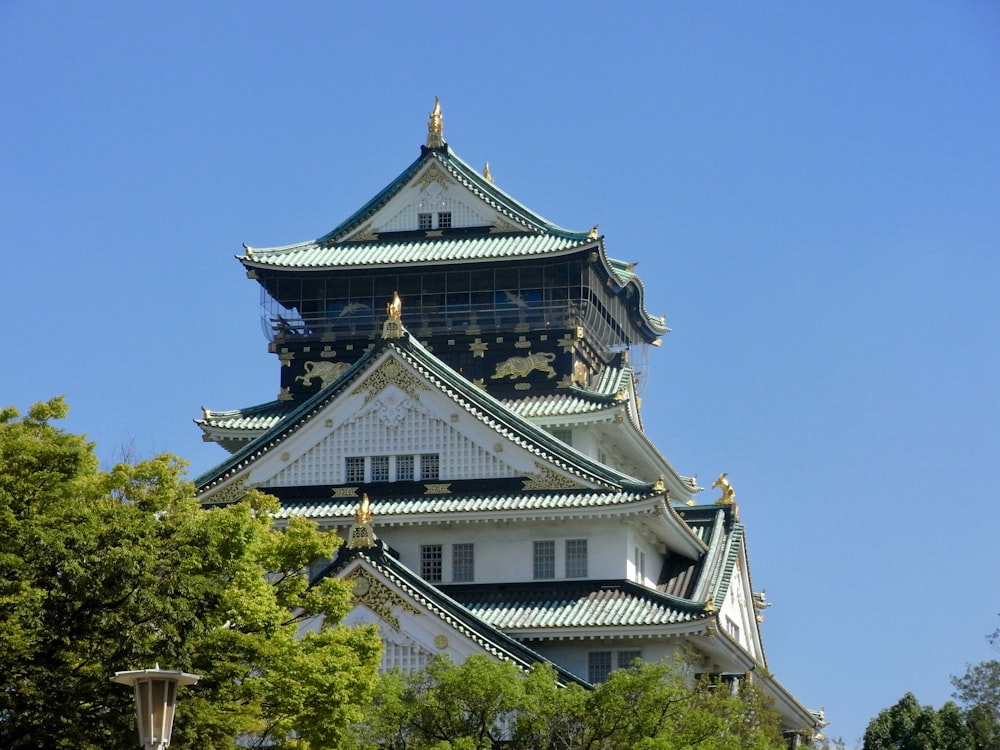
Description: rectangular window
xmin=345 ymin=456 xmax=365 ymax=483
xmin=437 ymin=211 xmax=452 ymax=229
xmin=418 ymin=213 xmax=432 ymax=230
xmin=396 ymin=454 xmax=414 ymax=481
xmin=551 ymin=429 xmax=572 ymax=446
xmin=533 ymin=540 xmax=555 ymax=579
xmin=565 ymin=539 xmax=588 ymax=578
xmin=420 ymin=453 xmax=439 ymax=480
xmin=452 ymin=543 xmax=474 ymax=582
xmin=421 ymin=544 xmax=442 ymax=582
xmin=371 ymin=455 xmax=389 ymax=482
xmin=617 ymin=650 xmax=641 ymax=669
xmin=634 ymin=546 xmax=646 ymax=583
xmin=588 ymin=651 xmax=613 ymax=683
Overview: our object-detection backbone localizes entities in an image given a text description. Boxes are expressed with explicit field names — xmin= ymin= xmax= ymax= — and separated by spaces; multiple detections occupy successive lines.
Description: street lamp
xmin=111 ymin=665 xmax=200 ymax=750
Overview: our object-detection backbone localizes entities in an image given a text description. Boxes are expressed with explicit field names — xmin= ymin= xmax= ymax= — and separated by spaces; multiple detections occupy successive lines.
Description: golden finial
xmin=355 ymin=493 xmax=373 ymax=525
xmin=348 ymin=494 xmax=376 ymax=549
xmin=387 ymin=291 xmax=402 ymax=322
xmin=483 ymin=161 xmax=494 ymax=183
xmin=382 ymin=292 xmax=404 ymax=339
xmin=587 ymin=224 xmax=599 ymax=240
xmin=426 ymin=97 xmax=444 ymax=148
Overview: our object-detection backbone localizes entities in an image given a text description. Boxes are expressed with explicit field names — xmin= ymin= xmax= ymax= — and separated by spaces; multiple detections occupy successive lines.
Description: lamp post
xmin=111 ymin=665 xmax=200 ymax=750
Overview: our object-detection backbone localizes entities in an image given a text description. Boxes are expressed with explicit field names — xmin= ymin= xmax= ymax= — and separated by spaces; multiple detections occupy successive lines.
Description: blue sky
xmin=3 ymin=2 xmax=998 ymax=745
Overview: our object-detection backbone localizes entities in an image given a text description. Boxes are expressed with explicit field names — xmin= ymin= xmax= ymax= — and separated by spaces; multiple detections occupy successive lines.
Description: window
xmin=397 ymin=454 xmax=414 ymax=481
xmin=725 ymin=616 xmax=741 ymax=642
xmin=565 ymin=539 xmax=588 ymax=578
xmin=420 ymin=453 xmax=439 ymax=480
xmin=452 ymin=543 xmax=474 ymax=582
xmin=551 ymin=429 xmax=572 ymax=446
xmin=418 ymin=213 xmax=432 ymax=230
xmin=345 ymin=457 xmax=365 ymax=483
xmin=371 ymin=455 xmax=389 ymax=482
xmin=437 ymin=211 xmax=452 ymax=229
xmin=634 ymin=546 xmax=646 ymax=583
xmin=588 ymin=652 xmax=613 ymax=683
xmin=421 ymin=545 xmax=442 ymax=582
xmin=617 ymin=650 xmax=641 ymax=669
xmin=533 ymin=541 xmax=555 ymax=579
xmin=589 ymin=650 xmax=642 ymax=683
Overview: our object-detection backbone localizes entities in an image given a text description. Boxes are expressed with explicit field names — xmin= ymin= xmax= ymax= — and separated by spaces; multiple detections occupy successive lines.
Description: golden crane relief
xmin=426 ymin=97 xmax=444 ymax=148
xmin=712 ymin=473 xmax=735 ymax=505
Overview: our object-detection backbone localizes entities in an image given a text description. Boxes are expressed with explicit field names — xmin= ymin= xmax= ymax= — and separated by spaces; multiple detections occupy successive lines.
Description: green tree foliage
xmin=952 ymin=660 xmax=1000 ymax=720
xmin=346 ymin=654 xmax=789 ymax=750
xmin=0 ymin=398 xmax=382 ymax=749
xmin=861 ymin=691 xmax=1000 ymax=750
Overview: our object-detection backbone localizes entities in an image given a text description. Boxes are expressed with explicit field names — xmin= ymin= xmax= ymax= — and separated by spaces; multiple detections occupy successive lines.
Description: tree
xmin=952 ymin=660 xmax=1000 ymax=720
xmin=346 ymin=654 xmax=789 ymax=750
xmin=0 ymin=398 xmax=381 ymax=749
xmin=861 ymin=691 xmax=1000 ymax=750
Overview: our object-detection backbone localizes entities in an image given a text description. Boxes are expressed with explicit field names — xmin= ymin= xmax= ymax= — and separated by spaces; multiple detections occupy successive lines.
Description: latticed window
xmin=396 ymin=454 xmax=414 ymax=481
xmin=565 ymin=539 xmax=588 ymax=578
xmin=437 ymin=211 xmax=452 ymax=228
xmin=533 ymin=541 xmax=555 ymax=579
xmin=617 ymin=650 xmax=641 ymax=669
xmin=551 ymin=428 xmax=573 ymax=446
xmin=418 ymin=213 xmax=432 ymax=230
xmin=345 ymin=456 xmax=365 ymax=483
xmin=419 ymin=453 xmax=439 ymax=480
xmin=452 ymin=543 xmax=474 ymax=582
xmin=371 ymin=455 xmax=389 ymax=482
xmin=588 ymin=652 xmax=613 ymax=683
xmin=634 ymin=546 xmax=646 ymax=583
xmin=421 ymin=545 xmax=442 ymax=582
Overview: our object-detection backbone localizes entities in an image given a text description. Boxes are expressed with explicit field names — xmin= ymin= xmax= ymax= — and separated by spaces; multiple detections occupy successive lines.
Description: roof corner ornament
xmin=483 ymin=161 xmax=494 ymax=183
xmin=348 ymin=493 xmax=376 ymax=549
xmin=712 ymin=472 xmax=740 ymax=520
xmin=242 ymin=243 xmax=253 ymax=256
xmin=712 ymin=473 xmax=735 ymax=505
xmin=587 ymin=224 xmax=599 ymax=240
xmin=426 ymin=97 xmax=445 ymax=148
xmin=703 ymin=597 xmax=717 ymax=614
xmin=382 ymin=292 xmax=405 ymax=339
xmin=652 ymin=474 xmax=666 ymax=493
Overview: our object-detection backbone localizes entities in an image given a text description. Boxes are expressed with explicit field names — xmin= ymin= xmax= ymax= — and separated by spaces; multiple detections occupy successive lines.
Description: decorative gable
xmin=343 ymin=159 xmax=523 ymax=239
xmin=199 ymin=349 xmax=598 ymax=499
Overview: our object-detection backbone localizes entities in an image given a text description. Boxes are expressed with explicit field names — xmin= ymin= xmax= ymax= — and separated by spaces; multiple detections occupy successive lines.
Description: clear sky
xmin=3 ymin=2 xmax=998 ymax=745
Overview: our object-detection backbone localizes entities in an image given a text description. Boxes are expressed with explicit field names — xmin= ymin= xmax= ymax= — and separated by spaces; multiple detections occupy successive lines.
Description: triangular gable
xmin=341 ymin=158 xmax=516 ymax=240
xmin=303 ymin=541 xmax=586 ymax=685
xmin=196 ymin=333 xmax=652 ymax=501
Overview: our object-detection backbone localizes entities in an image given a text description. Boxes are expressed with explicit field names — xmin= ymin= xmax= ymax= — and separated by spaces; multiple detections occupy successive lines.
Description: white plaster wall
xmin=531 ymin=638 xmax=686 ymax=682
xmin=377 ymin=517 xmax=636 ymax=584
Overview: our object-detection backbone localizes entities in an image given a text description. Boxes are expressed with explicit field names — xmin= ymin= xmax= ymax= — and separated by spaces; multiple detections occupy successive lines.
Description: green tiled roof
xmin=241 ymin=233 xmax=591 ymax=270
xmin=442 ymin=581 xmax=708 ymax=630
xmin=197 ymin=399 xmax=294 ymax=430
xmin=272 ymin=490 xmax=653 ymax=521
xmin=321 ymin=540 xmax=589 ymax=687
